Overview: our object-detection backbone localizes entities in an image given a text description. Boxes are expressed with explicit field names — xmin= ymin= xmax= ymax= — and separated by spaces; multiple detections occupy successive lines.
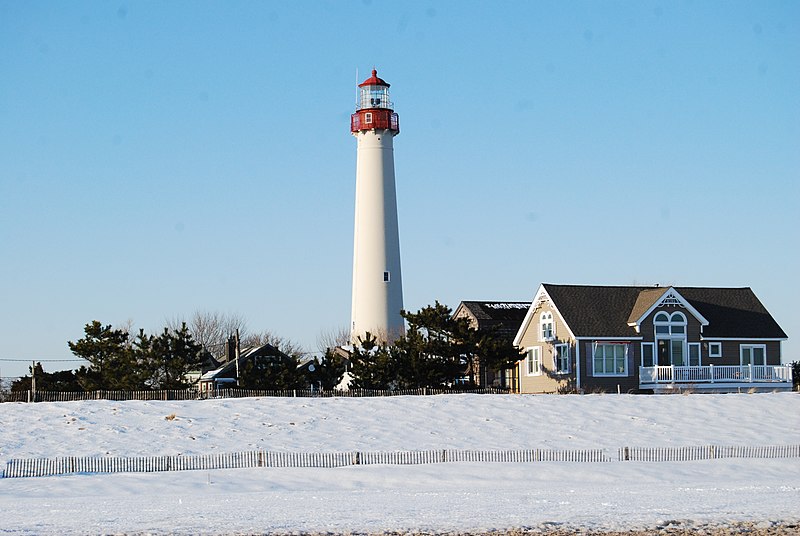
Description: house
xmin=453 ymin=301 xmax=530 ymax=389
xmin=513 ymin=284 xmax=791 ymax=394
xmin=198 ymin=341 xmax=308 ymax=395
xmin=184 ymin=351 xmax=224 ymax=386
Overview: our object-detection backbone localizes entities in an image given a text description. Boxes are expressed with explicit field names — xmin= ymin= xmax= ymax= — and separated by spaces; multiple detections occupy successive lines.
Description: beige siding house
xmin=513 ymin=284 xmax=791 ymax=394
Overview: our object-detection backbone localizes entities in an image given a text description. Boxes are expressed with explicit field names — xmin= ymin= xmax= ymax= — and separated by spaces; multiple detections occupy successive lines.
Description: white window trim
xmin=525 ymin=346 xmax=542 ymax=376
xmin=539 ymin=311 xmax=554 ymax=342
xmin=641 ymin=342 xmax=655 ymax=368
xmin=740 ymin=344 xmax=767 ymax=367
xmin=364 ymin=112 xmax=373 ymax=124
xmin=654 ymin=311 xmax=687 ymax=337
xmin=592 ymin=342 xmax=629 ymax=377
xmin=688 ymin=342 xmax=701 ymax=366
xmin=554 ymin=343 xmax=570 ymax=374
xmin=708 ymin=342 xmax=722 ymax=358
xmin=654 ymin=310 xmax=688 ymax=366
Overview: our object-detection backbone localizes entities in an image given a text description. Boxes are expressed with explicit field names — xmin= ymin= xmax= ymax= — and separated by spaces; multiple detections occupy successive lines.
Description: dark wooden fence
xmin=5 ymin=444 xmax=798 ymax=478
xmin=0 ymin=387 xmax=510 ymax=403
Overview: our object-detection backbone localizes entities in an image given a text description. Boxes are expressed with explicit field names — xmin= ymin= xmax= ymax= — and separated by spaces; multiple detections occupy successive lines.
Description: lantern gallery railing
xmin=350 ymin=111 xmax=399 ymax=132
xmin=639 ymin=365 xmax=793 ymax=386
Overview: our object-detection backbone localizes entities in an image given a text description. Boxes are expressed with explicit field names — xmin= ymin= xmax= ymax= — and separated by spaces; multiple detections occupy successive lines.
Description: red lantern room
xmin=351 ymin=69 xmax=400 ymax=134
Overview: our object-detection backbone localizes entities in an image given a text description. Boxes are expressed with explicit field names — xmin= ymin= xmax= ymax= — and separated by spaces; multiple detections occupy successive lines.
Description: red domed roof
xmin=358 ymin=69 xmax=390 ymax=88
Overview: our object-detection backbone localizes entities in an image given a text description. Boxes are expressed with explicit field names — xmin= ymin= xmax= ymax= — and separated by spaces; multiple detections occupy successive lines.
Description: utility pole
xmin=31 ymin=360 xmax=36 ymax=402
xmin=234 ymin=329 xmax=240 ymax=384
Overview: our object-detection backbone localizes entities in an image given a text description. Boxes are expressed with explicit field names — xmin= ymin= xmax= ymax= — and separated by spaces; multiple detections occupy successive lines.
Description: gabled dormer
xmin=627 ymin=286 xmax=709 ymax=334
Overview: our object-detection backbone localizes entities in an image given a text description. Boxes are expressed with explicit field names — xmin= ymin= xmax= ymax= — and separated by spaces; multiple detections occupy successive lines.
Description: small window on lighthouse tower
xmin=364 ymin=112 xmax=373 ymax=124
xmin=383 ymin=271 xmax=390 ymax=282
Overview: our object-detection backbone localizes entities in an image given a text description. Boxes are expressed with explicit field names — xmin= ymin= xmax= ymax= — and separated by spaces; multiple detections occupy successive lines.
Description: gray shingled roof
xmin=457 ymin=301 xmax=531 ymax=338
xmin=626 ymin=287 xmax=669 ymax=324
xmin=542 ymin=284 xmax=786 ymax=339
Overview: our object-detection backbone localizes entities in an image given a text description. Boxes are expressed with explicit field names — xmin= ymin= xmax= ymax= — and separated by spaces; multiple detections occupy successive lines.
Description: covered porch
xmin=639 ymin=364 xmax=793 ymax=393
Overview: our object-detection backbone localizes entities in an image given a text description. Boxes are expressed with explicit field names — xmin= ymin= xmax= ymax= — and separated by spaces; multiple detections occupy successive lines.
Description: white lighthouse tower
xmin=350 ymin=69 xmax=404 ymax=344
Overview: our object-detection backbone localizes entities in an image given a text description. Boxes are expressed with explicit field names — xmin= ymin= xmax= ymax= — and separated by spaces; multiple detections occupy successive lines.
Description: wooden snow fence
xmin=618 ymin=444 xmax=800 ymax=462
xmin=5 ymin=444 xmax=798 ymax=479
xmin=1 ymin=387 xmax=510 ymax=404
xmin=2 ymin=448 xmax=610 ymax=478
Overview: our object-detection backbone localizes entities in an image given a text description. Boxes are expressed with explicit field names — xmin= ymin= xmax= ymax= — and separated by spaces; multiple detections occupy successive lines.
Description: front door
xmin=657 ymin=339 xmax=670 ymax=366
xmin=657 ymin=339 xmax=685 ymax=366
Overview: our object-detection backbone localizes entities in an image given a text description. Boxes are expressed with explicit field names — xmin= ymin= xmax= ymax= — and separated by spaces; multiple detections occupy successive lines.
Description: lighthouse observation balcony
xmin=351 ymin=109 xmax=399 ymax=134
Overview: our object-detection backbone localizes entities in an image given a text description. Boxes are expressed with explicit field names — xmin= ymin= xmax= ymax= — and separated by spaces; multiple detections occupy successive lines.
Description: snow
xmin=1 ymin=393 xmax=799 ymax=535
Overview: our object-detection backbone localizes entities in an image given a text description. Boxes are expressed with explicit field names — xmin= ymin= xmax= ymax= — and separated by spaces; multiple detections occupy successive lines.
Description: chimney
xmin=226 ymin=336 xmax=236 ymax=363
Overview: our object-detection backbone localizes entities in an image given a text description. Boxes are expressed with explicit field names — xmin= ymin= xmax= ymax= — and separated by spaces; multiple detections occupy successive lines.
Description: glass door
xmin=741 ymin=345 xmax=766 ymax=366
xmin=657 ymin=339 xmax=685 ymax=366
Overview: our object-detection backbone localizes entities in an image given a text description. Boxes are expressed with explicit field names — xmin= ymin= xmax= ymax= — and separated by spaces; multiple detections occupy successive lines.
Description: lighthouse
xmin=350 ymin=69 xmax=405 ymax=344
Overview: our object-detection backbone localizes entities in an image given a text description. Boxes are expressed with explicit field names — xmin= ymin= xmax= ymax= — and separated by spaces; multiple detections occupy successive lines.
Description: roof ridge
xmin=544 ymin=283 xmax=753 ymax=290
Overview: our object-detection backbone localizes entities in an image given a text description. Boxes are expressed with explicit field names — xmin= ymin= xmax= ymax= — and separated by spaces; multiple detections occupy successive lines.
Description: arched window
xmin=654 ymin=311 xmax=688 ymax=366
xmin=540 ymin=312 xmax=554 ymax=341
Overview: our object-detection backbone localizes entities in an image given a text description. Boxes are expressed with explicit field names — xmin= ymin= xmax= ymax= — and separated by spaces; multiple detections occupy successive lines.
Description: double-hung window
xmin=554 ymin=343 xmax=570 ymax=374
xmin=641 ymin=342 xmax=655 ymax=367
xmin=593 ymin=343 xmax=628 ymax=376
xmin=688 ymin=343 xmax=701 ymax=366
xmin=526 ymin=347 xmax=542 ymax=376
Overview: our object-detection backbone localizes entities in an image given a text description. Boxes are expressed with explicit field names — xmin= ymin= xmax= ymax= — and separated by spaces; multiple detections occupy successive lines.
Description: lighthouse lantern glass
xmin=358 ymin=85 xmax=392 ymax=111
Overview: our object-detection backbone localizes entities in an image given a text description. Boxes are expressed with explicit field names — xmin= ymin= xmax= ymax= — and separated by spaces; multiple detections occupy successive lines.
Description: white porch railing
xmin=639 ymin=365 xmax=793 ymax=386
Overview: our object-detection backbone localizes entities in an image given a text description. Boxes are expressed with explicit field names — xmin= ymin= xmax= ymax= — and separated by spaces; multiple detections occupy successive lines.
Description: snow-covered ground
xmin=1 ymin=393 xmax=799 ymax=535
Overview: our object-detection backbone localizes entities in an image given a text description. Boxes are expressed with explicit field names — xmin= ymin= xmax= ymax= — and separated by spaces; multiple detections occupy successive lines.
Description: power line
xmin=0 ymin=358 xmax=87 ymax=362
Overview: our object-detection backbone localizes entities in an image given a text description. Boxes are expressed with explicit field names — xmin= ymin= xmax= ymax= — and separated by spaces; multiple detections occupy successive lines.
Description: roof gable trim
xmin=629 ymin=287 xmax=709 ymax=330
xmin=513 ymin=284 xmax=576 ymax=346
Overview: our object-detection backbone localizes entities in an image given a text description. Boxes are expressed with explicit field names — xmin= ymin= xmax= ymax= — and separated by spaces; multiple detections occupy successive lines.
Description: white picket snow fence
xmin=3 ymin=448 xmax=612 ymax=478
xmin=619 ymin=444 xmax=800 ymax=462
xmin=4 ymin=444 xmax=798 ymax=478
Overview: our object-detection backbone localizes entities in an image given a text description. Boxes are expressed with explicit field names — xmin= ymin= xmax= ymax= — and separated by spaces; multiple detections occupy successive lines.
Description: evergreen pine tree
xmin=142 ymin=323 xmax=203 ymax=390
xmin=69 ymin=321 xmax=141 ymax=390
xmin=308 ymin=349 xmax=347 ymax=390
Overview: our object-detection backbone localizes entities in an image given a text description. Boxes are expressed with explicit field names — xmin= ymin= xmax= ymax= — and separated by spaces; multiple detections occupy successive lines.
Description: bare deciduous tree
xmin=316 ymin=326 xmax=351 ymax=353
xmin=241 ymin=330 xmax=306 ymax=359
xmin=167 ymin=311 xmax=248 ymax=357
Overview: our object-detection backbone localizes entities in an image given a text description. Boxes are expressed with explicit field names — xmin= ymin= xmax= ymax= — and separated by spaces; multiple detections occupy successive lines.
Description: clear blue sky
xmin=1 ymin=1 xmax=798 ymax=380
